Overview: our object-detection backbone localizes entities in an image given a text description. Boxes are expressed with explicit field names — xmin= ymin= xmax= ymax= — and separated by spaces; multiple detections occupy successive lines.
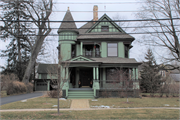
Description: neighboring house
xmin=169 ymin=69 xmax=180 ymax=84
xmin=35 ymin=6 xmax=141 ymax=98
xmin=159 ymin=64 xmax=180 ymax=84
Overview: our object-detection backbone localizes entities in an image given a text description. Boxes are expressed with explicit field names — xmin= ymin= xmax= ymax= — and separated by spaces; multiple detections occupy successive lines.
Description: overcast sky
xmin=0 ymin=0 xmax=161 ymax=70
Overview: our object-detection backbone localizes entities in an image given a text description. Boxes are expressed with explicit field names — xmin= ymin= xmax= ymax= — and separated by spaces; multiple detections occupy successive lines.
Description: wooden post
xmin=93 ymin=67 xmax=96 ymax=80
xmin=96 ymin=67 xmax=99 ymax=80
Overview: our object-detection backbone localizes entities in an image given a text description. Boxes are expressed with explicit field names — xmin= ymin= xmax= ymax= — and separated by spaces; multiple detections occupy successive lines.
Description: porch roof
xmin=64 ymin=57 xmax=141 ymax=65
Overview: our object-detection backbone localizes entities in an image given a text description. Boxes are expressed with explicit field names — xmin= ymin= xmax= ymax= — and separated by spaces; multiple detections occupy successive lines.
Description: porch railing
xmin=83 ymin=51 xmax=101 ymax=58
xmin=98 ymin=79 xmax=139 ymax=90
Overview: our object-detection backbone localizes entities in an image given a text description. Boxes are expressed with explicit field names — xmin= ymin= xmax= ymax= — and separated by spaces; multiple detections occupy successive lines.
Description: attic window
xmin=101 ymin=26 xmax=109 ymax=32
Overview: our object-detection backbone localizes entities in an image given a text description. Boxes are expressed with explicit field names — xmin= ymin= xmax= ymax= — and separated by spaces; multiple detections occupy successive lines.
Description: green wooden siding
xmin=61 ymin=43 xmax=71 ymax=60
xmin=41 ymin=74 xmax=47 ymax=79
xmin=47 ymin=74 xmax=58 ymax=79
xmin=76 ymin=44 xmax=80 ymax=56
xmin=101 ymin=42 xmax=107 ymax=57
xmin=59 ymin=31 xmax=77 ymax=41
xmin=90 ymin=18 xmax=119 ymax=33
xmin=118 ymin=42 xmax=125 ymax=58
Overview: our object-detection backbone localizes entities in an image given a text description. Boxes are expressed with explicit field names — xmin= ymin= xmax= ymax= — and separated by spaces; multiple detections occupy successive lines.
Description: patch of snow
xmin=91 ymin=105 xmax=110 ymax=108
xmin=164 ymin=104 xmax=169 ymax=106
xmin=52 ymin=105 xmax=57 ymax=107
xmin=91 ymin=99 xmax=98 ymax=101
xmin=59 ymin=98 xmax=66 ymax=101
xmin=21 ymin=99 xmax=27 ymax=102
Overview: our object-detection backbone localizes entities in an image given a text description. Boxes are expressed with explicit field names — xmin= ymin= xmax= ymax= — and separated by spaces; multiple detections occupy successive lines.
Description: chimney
xmin=93 ymin=5 xmax=98 ymax=22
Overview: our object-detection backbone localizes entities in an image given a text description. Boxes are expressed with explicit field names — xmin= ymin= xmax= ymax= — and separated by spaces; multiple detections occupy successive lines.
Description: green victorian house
xmin=35 ymin=6 xmax=141 ymax=99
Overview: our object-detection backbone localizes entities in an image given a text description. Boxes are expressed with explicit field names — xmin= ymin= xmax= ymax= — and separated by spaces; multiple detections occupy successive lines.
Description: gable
xmin=69 ymin=56 xmax=94 ymax=61
xmin=87 ymin=14 xmax=125 ymax=33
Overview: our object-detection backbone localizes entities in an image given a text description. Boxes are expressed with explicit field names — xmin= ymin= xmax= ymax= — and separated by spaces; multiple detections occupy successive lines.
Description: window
xmin=108 ymin=43 xmax=117 ymax=56
xmin=125 ymin=45 xmax=129 ymax=58
xmin=71 ymin=45 xmax=76 ymax=58
xmin=101 ymin=26 xmax=109 ymax=32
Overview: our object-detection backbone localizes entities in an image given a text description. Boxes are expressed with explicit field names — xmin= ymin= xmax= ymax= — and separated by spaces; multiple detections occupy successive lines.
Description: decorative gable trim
xmin=68 ymin=56 xmax=94 ymax=61
xmin=86 ymin=14 xmax=126 ymax=33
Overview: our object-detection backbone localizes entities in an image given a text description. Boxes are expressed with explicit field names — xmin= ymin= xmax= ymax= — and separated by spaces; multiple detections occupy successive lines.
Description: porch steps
xmin=67 ymin=89 xmax=94 ymax=99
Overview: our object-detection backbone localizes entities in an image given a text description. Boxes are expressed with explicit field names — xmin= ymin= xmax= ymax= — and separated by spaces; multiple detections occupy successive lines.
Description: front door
xmin=79 ymin=68 xmax=93 ymax=86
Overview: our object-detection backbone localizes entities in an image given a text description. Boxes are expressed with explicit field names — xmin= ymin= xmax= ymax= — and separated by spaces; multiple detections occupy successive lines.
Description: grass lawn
xmin=1 ymin=109 xmax=179 ymax=119
xmin=1 ymin=96 xmax=71 ymax=109
xmin=141 ymin=93 xmax=179 ymax=97
xmin=89 ymin=97 xmax=180 ymax=108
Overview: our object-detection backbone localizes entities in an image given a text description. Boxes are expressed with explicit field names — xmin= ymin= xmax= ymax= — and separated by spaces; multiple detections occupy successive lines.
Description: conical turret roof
xmin=57 ymin=8 xmax=78 ymax=33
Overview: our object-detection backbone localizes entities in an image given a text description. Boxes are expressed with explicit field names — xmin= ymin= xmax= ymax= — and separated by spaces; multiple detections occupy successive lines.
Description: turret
xmin=57 ymin=7 xmax=78 ymax=60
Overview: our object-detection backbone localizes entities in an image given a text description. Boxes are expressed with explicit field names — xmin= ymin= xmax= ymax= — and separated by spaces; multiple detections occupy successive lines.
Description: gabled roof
xmin=77 ymin=14 xmax=134 ymax=41
xmin=92 ymin=57 xmax=141 ymax=64
xmin=78 ymin=20 xmax=94 ymax=34
xmin=67 ymin=55 xmax=95 ymax=61
xmin=86 ymin=14 xmax=125 ymax=33
xmin=37 ymin=64 xmax=58 ymax=74
xmin=57 ymin=9 xmax=78 ymax=33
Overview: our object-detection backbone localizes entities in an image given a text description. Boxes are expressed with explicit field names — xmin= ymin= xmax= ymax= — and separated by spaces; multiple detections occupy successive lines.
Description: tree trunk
xmin=22 ymin=35 xmax=47 ymax=84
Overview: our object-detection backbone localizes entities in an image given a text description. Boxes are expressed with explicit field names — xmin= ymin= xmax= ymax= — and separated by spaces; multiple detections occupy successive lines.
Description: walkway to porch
xmin=70 ymin=99 xmax=90 ymax=109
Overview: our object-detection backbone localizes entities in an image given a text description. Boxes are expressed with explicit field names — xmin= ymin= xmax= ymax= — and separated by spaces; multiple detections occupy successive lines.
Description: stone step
xmin=67 ymin=89 xmax=94 ymax=99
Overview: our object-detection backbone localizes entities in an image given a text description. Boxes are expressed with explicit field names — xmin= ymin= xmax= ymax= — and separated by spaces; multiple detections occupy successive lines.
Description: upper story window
xmin=108 ymin=43 xmax=117 ymax=57
xmin=71 ymin=45 xmax=76 ymax=58
xmin=125 ymin=45 xmax=129 ymax=58
xmin=101 ymin=26 xmax=109 ymax=32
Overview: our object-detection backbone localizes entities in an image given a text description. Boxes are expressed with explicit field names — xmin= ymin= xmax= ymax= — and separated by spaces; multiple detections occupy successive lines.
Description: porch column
xmin=132 ymin=68 xmax=136 ymax=81
xmin=93 ymin=67 xmax=96 ymax=80
xmin=136 ymin=68 xmax=138 ymax=80
xmin=65 ymin=67 xmax=69 ymax=79
xmin=96 ymin=67 xmax=99 ymax=80
xmin=80 ymin=42 xmax=83 ymax=55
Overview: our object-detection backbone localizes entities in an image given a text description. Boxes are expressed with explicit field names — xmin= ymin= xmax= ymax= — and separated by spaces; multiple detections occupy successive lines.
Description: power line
xmin=3 ymin=24 xmax=180 ymax=30
xmin=1 ymin=31 xmax=179 ymax=37
xmin=1 ymin=18 xmax=180 ymax=22
xmin=1 ymin=1 xmax=145 ymax=4
xmin=52 ymin=2 xmax=145 ymax=4
xmin=1 ymin=10 xmax=177 ymax=13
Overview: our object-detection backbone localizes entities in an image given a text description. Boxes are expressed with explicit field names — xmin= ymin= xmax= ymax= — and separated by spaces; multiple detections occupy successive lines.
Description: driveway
xmin=1 ymin=91 xmax=44 ymax=105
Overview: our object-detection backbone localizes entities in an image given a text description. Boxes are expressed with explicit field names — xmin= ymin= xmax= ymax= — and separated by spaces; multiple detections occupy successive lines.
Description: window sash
xmin=108 ymin=43 xmax=117 ymax=56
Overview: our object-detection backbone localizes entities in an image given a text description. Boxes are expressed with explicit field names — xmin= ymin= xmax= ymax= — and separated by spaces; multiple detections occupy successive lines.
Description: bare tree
xmin=136 ymin=0 xmax=180 ymax=69
xmin=0 ymin=0 xmax=53 ymax=84
xmin=46 ymin=49 xmax=70 ymax=115
xmin=21 ymin=0 xmax=53 ymax=84
xmin=113 ymin=14 xmax=131 ymax=31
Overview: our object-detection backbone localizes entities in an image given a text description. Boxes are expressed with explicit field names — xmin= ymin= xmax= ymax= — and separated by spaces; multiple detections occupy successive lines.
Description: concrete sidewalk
xmin=0 ymin=107 xmax=179 ymax=112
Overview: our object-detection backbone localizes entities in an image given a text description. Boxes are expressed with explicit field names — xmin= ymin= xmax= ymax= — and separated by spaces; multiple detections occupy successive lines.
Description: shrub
xmin=26 ymin=83 xmax=33 ymax=93
xmin=1 ymin=73 xmax=18 ymax=91
xmin=7 ymin=81 xmax=27 ymax=95
xmin=4 ymin=73 xmax=34 ymax=95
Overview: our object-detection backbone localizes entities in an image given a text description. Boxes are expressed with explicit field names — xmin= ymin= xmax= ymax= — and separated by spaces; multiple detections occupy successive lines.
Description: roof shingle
xmin=57 ymin=10 xmax=78 ymax=33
